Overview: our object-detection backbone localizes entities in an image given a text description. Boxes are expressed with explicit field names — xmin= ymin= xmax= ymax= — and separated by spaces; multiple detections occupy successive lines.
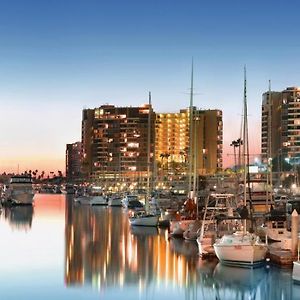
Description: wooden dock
xmin=268 ymin=246 xmax=298 ymax=267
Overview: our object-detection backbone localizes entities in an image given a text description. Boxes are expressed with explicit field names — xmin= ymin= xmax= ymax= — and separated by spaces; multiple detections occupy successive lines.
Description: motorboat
xmin=196 ymin=193 xmax=241 ymax=257
xmin=129 ymin=211 xmax=159 ymax=227
xmin=74 ymin=195 xmax=91 ymax=205
xmin=108 ymin=195 xmax=122 ymax=207
xmin=90 ymin=195 xmax=107 ymax=205
xmin=293 ymin=261 xmax=300 ymax=283
xmin=122 ymin=195 xmax=139 ymax=207
xmin=122 ymin=195 xmax=144 ymax=210
xmin=1 ymin=175 xmax=34 ymax=206
xmin=89 ymin=186 xmax=107 ymax=205
xmin=213 ymin=231 xmax=268 ymax=266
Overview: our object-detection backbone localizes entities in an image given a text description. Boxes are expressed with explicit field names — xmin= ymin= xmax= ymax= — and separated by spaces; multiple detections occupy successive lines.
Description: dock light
xmin=291 ymin=183 xmax=297 ymax=189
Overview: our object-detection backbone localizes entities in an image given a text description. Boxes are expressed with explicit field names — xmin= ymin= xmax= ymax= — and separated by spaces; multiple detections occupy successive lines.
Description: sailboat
xmin=213 ymin=67 xmax=268 ymax=266
xmin=169 ymin=60 xmax=197 ymax=236
xmin=129 ymin=92 xmax=159 ymax=227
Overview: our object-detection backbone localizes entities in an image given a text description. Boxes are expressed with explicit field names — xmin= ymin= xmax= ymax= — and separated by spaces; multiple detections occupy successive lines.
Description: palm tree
xmin=165 ymin=153 xmax=170 ymax=174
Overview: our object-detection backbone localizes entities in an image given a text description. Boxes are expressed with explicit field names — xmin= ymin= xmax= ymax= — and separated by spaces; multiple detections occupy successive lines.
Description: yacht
xmin=129 ymin=211 xmax=159 ymax=227
xmin=108 ymin=195 xmax=122 ymax=207
xmin=196 ymin=193 xmax=240 ymax=256
xmin=89 ymin=186 xmax=107 ymax=205
xmin=90 ymin=195 xmax=107 ymax=205
xmin=1 ymin=175 xmax=34 ymax=206
xmin=122 ymin=195 xmax=144 ymax=210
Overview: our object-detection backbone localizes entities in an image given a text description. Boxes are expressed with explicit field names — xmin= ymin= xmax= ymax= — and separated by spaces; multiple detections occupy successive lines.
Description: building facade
xmin=66 ymin=142 xmax=82 ymax=181
xmin=262 ymin=87 xmax=300 ymax=165
xmin=81 ymin=104 xmax=155 ymax=184
xmin=155 ymin=108 xmax=223 ymax=176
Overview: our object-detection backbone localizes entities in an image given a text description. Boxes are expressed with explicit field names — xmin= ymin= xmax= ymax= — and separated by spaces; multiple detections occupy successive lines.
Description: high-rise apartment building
xmin=262 ymin=87 xmax=300 ymax=164
xmin=66 ymin=142 xmax=82 ymax=181
xmin=81 ymin=104 xmax=155 ymax=182
xmin=155 ymin=108 xmax=223 ymax=175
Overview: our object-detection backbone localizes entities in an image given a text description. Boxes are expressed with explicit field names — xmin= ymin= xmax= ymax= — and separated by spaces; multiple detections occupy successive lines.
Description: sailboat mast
xmin=146 ymin=91 xmax=152 ymax=207
xmin=188 ymin=60 xmax=194 ymax=196
xmin=243 ymin=66 xmax=248 ymax=208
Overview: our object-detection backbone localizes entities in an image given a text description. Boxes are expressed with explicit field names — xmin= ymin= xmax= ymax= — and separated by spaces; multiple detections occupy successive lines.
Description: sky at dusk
xmin=1 ymin=0 xmax=300 ymax=173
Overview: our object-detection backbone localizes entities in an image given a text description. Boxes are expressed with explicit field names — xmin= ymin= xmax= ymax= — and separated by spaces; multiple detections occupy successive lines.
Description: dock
xmin=268 ymin=246 xmax=298 ymax=267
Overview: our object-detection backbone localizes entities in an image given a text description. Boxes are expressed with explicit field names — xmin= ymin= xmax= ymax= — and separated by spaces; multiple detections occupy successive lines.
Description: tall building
xmin=155 ymin=108 xmax=223 ymax=175
xmin=81 ymin=104 xmax=155 ymax=183
xmin=262 ymin=87 xmax=300 ymax=164
xmin=66 ymin=142 xmax=82 ymax=181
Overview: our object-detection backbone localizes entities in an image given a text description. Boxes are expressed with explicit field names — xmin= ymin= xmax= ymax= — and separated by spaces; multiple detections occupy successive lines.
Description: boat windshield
xmin=128 ymin=200 xmax=143 ymax=207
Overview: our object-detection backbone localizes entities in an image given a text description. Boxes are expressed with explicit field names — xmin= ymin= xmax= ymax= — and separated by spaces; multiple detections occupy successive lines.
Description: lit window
xmin=128 ymin=142 xmax=139 ymax=148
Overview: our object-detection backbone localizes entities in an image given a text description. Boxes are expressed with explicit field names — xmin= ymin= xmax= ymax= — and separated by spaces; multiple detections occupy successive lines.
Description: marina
xmin=0 ymin=194 xmax=299 ymax=300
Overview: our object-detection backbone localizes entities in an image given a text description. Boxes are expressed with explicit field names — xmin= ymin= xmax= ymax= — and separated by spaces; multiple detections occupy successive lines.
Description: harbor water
xmin=0 ymin=194 xmax=299 ymax=300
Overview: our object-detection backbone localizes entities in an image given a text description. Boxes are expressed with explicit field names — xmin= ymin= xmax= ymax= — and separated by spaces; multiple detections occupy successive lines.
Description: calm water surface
xmin=0 ymin=194 xmax=299 ymax=300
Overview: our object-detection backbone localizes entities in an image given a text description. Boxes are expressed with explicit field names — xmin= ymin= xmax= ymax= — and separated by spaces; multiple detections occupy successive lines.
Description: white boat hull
xmin=74 ymin=196 xmax=91 ymax=205
xmin=214 ymin=244 xmax=268 ymax=266
xmin=108 ymin=198 xmax=122 ymax=207
xmin=90 ymin=196 xmax=107 ymax=205
xmin=129 ymin=215 xmax=159 ymax=227
xmin=293 ymin=261 xmax=300 ymax=283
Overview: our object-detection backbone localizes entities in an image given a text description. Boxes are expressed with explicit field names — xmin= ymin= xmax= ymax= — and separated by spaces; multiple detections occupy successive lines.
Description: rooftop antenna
xmin=188 ymin=59 xmax=194 ymax=196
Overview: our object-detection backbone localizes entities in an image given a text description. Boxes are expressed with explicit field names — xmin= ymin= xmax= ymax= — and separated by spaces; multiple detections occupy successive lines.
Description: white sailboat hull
xmin=293 ymin=261 xmax=300 ymax=283
xmin=129 ymin=215 xmax=159 ymax=227
xmin=214 ymin=244 xmax=268 ymax=266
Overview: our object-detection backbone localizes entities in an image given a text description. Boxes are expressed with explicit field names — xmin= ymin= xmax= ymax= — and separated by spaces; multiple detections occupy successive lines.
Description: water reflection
xmin=3 ymin=206 xmax=34 ymax=230
xmin=169 ymin=238 xmax=199 ymax=257
xmin=65 ymin=201 xmax=200 ymax=292
xmin=213 ymin=263 xmax=266 ymax=299
xmin=64 ymin=200 xmax=299 ymax=299
xmin=0 ymin=195 xmax=298 ymax=299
